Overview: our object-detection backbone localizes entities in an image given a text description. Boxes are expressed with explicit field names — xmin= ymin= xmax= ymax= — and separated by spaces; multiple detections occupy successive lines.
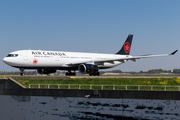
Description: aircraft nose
xmin=3 ymin=57 xmax=6 ymax=63
xmin=3 ymin=57 xmax=13 ymax=66
xmin=3 ymin=57 xmax=8 ymax=64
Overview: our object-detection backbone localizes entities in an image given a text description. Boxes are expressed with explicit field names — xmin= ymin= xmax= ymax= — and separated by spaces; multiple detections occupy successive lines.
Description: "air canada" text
xmin=32 ymin=51 xmax=66 ymax=56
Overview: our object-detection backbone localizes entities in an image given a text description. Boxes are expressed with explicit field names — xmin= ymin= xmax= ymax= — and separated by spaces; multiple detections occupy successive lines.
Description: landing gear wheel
xmin=19 ymin=68 xmax=25 ymax=76
xmin=65 ymin=71 xmax=76 ymax=76
xmin=20 ymin=73 xmax=24 ymax=76
xmin=89 ymin=72 xmax=100 ymax=76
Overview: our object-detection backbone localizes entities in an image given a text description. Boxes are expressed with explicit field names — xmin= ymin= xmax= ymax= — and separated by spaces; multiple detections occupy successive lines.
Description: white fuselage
xmin=3 ymin=50 xmax=130 ymax=70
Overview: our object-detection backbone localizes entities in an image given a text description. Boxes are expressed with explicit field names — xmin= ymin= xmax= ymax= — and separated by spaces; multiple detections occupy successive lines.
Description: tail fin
xmin=116 ymin=34 xmax=133 ymax=55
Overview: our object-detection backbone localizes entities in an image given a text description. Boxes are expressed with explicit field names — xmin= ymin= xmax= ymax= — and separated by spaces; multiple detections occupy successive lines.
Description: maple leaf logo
xmin=33 ymin=58 xmax=38 ymax=64
xmin=124 ymin=42 xmax=130 ymax=53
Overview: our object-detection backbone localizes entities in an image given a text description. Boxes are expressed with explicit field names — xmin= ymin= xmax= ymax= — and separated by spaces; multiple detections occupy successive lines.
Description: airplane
xmin=3 ymin=34 xmax=178 ymax=76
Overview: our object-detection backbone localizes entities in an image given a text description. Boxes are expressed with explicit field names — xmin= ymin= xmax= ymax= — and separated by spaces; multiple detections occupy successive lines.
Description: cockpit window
xmin=6 ymin=54 xmax=18 ymax=57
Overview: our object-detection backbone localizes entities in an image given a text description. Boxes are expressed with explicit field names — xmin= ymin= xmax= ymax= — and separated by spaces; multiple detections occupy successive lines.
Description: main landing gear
xmin=66 ymin=70 xmax=76 ymax=76
xmin=19 ymin=68 xmax=24 ymax=76
xmin=89 ymin=72 xmax=100 ymax=76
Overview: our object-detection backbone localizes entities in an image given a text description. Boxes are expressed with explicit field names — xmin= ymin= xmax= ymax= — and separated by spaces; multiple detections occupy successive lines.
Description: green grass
xmin=15 ymin=77 xmax=180 ymax=90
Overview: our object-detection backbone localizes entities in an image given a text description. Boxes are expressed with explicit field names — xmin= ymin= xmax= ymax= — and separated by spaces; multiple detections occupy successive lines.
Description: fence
xmin=28 ymin=84 xmax=180 ymax=91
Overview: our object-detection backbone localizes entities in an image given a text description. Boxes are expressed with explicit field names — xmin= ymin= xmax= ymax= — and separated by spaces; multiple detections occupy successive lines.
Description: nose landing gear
xmin=19 ymin=68 xmax=24 ymax=76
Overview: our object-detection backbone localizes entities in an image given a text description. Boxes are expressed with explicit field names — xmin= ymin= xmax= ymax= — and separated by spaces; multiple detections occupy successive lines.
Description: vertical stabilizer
xmin=116 ymin=34 xmax=133 ymax=55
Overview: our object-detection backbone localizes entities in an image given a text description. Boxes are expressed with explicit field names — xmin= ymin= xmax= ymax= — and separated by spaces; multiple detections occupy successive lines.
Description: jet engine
xmin=78 ymin=64 xmax=99 ymax=75
xmin=37 ymin=68 xmax=56 ymax=74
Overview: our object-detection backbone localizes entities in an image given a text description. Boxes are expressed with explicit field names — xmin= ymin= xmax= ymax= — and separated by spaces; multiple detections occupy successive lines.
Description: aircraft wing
xmin=130 ymin=49 xmax=178 ymax=59
xmin=95 ymin=50 xmax=178 ymax=64
xmin=66 ymin=50 xmax=178 ymax=66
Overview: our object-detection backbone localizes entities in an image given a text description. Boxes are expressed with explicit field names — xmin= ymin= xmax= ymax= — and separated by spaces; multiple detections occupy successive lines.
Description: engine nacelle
xmin=37 ymin=69 xmax=56 ymax=74
xmin=78 ymin=64 xmax=99 ymax=74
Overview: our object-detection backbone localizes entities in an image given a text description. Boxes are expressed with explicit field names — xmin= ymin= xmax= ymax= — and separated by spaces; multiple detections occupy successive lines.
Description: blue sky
xmin=0 ymin=0 xmax=179 ymax=72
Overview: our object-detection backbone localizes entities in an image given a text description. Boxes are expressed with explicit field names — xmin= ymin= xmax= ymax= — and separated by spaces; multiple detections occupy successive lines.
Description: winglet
xmin=170 ymin=50 xmax=178 ymax=55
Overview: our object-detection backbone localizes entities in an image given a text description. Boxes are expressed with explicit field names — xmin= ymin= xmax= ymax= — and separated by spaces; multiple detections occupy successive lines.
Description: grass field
xmin=0 ymin=76 xmax=7 ymax=78
xmin=14 ymin=77 xmax=180 ymax=91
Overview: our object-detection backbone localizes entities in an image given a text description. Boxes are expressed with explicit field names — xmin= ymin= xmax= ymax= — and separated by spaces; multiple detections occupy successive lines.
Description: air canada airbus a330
xmin=3 ymin=35 xmax=178 ymax=76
